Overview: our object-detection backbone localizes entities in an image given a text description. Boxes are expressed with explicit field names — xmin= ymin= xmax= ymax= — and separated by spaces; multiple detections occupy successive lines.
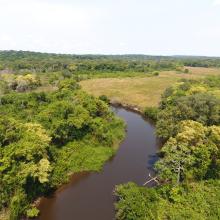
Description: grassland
xmin=80 ymin=67 xmax=220 ymax=110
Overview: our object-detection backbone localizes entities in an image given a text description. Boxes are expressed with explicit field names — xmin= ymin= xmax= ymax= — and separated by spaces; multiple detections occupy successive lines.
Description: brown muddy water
xmin=38 ymin=107 xmax=160 ymax=220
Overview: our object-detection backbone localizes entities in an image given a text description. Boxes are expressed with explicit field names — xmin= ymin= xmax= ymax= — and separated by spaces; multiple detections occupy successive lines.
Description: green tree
xmin=156 ymin=120 xmax=219 ymax=183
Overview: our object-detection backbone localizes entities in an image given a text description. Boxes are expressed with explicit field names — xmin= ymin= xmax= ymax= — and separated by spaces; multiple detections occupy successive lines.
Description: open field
xmin=80 ymin=67 xmax=220 ymax=110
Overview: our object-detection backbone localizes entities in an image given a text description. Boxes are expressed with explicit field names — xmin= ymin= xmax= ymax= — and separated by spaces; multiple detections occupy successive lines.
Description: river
xmin=38 ymin=107 xmax=159 ymax=220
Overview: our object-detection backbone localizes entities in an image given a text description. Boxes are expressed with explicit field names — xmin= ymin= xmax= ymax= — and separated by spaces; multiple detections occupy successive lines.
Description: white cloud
xmin=0 ymin=0 xmax=102 ymax=53
xmin=0 ymin=0 xmax=94 ymax=29
xmin=0 ymin=0 xmax=220 ymax=55
xmin=213 ymin=0 xmax=220 ymax=6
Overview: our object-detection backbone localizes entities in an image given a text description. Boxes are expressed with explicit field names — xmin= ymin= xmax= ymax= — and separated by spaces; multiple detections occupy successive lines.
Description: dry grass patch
xmin=187 ymin=67 xmax=220 ymax=76
xmin=80 ymin=67 xmax=220 ymax=110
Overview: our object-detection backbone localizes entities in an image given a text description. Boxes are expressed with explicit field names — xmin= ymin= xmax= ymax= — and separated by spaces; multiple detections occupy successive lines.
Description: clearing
xmin=80 ymin=67 xmax=220 ymax=110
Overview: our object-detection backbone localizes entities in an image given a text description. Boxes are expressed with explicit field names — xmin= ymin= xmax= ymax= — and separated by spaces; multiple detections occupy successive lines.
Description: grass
xmin=34 ymin=84 xmax=58 ymax=93
xmin=80 ymin=67 xmax=220 ymax=110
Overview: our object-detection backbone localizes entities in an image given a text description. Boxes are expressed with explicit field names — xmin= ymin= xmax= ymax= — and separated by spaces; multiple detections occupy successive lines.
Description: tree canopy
xmin=0 ymin=79 xmax=125 ymax=219
xmin=115 ymin=77 xmax=220 ymax=220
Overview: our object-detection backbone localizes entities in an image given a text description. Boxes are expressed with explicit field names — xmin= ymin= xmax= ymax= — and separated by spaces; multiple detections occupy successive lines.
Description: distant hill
xmin=0 ymin=50 xmax=220 ymax=73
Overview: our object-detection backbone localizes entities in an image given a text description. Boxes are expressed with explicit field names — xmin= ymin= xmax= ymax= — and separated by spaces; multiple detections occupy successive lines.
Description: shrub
xmin=99 ymin=95 xmax=110 ymax=104
xmin=152 ymin=71 xmax=159 ymax=76
xmin=26 ymin=207 xmax=40 ymax=218
xmin=184 ymin=68 xmax=189 ymax=73
xmin=144 ymin=107 xmax=159 ymax=122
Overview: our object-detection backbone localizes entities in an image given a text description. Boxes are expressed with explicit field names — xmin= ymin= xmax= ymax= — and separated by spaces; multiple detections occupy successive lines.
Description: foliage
xmin=0 ymin=79 xmax=125 ymax=219
xmin=57 ymin=78 xmax=80 ymax=90
xmin=115 ymin=180 xmax=220 ymax=220
xmin=99 ymin=95 xmax=110 ymax=104
xmin=155 ymin=79 xmax=220 ymax=182
xmin=26 ymin=207 xmax=40 ymax=218
xmin=144 ymin=107 xmax=159 ymax=121
xmin=157 ymin=79 xmax=220 ymax=140
xmin=1 ymin=51 xmax=220 ymax=219
xmin=0 ymin=73 xmax=41 ymax=93
xmin=115 ymin=182 xmax=159 ymax=220
xmin=116 ymin=77 xmax=220 ymax=220
xmin=156 ymin=120 xmax=220 ymax=183
xmin=9 ymin=190 xmax=27 ymax=220
xmin=152 ymin=71 xmax=159 ymax=76
xmin=0 ymin=50 xmax=179 ymax=74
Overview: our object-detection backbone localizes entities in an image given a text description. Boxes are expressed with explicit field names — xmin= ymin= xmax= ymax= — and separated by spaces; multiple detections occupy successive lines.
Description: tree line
xmin=2 ymin=50 xmax=220 ymax=74
xmin=115 ymin=76 xmax=220 ymax=219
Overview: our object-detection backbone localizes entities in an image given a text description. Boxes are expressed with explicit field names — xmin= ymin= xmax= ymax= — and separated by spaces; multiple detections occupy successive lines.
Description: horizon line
xmin=1 ymin=49 xmax=220 ymax=59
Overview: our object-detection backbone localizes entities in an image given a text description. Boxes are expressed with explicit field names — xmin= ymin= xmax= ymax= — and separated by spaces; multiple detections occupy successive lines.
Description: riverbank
xmin=37 ymin=107 xmax=159 ymax=220
xmin=0 ymin=83 xmax=128 ymax=220
xmin=115 ymin=77 xmax=220 ymax=220
xmin=110 ymin=101 xmax=142 ymax=114
xmin=35 ymin=123 xmax=125 ymax=218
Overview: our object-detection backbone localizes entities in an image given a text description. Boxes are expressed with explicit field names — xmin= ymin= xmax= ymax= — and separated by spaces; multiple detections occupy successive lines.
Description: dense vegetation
xmin=0 ymin=73 xmax=41 ymax=93
xmin=0 ymin=79 xmax=125 ymax=219
xmin=1 ymin=51 xmax=220 ymax=76
xmin=0 ymin=50 xmax=180 ymax=74
xmin=0 ymin=50 xmax=190 ymax=97
xmin=115 ymin=76 xmax=220 ymax=220
xmin=1 ymin=50 xmax=220 ymax=220
xmin=115 ymin=180 xmax=220 ymax=220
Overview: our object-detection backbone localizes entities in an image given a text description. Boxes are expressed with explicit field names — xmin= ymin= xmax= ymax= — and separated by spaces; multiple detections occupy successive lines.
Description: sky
xmin=0 ymin=0 xmax=220 ymax=56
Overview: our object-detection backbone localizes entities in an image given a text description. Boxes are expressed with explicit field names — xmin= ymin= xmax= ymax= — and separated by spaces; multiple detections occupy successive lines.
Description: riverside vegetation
xmin=115 ymin=77 xmax=220 ymax=220
xmin=0 ymin=78 xmax=125 ymax=219
xmin=0 ymin=51 xmax=220 ymax=220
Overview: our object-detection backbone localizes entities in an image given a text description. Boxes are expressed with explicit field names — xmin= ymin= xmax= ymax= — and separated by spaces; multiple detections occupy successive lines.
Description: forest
xmin=0 ymin=76 xmax=125 ymax=219
xmin=0 ymin=50 xmax=220 ymax=220
xmin=116 ymin=77 xmax=220 ymax=219
xmin=1 ymin=50 xmax=220 ymax=74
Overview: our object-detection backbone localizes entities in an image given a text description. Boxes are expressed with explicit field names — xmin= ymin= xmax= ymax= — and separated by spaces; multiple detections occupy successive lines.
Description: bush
xmin=99 ymin=95 xmax=110 ymax=104
xmin=144 ymin=107 xmax=159 ymax=121
xmin=26 ymin=207 xmax=40 ymax=218
xmin=58 ymin=79 xmax=80 ymax=90
xmin=115 ymin=180 xmax=220 ymax=220
xmin=0 ymin=85 xmax=125 ymax=218
xmin=115 ymin=182 xmax=159 ymax=220
xmin=9 ymin=191 xmax=27 ymax=220
xmin=152 ymin=71 xmax=159 ymax=76
xmin=184 ymin=68 xmax=189 ymax=73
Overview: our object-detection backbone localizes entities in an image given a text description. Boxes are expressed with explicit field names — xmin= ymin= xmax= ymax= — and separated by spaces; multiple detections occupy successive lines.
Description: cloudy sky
xmin=0 ymin=0 xmax=220 ymax=56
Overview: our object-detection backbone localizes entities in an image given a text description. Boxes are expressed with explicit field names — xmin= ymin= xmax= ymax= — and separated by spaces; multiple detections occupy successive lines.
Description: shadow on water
xmin=37 ymin=107 xmax=160 ymax=220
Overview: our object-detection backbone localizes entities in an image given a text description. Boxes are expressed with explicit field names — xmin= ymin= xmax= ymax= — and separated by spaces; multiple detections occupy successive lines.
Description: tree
xmin=157 ymin=93 xmax=220 ymax=140
xmin=156 ymin=120 xmax=218 ymax=183
xmin=58 ymin=79 xmax=80 ymax=91
xmin=0 ymin=120 xmax=51 ymax=217
xmin=144 ymin=107 xmax=159 ymax=122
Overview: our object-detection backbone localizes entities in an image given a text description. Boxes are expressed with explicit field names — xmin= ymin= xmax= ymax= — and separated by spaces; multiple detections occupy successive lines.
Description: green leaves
xmin=26 ymin=207 xmax=40 ymax=218
xmin=34 ymin=159 xmax=51 ymax=183
xmin=116 ymin=77 xmax=220 ymax=220
xmin=115 ymin=182 xmax=159 ymax=220
xmin=0 ymin=83 xmax=125 ymax=219
xmin=155 ymin=78 xmax=220 ymax=183
xmin=115 ymin=181 xmax=220 ymax=220
xmin=58 ymin=79 xmax=80 ymax=91
xmin=0 ymin=73 xmax=41 ymax=93
xmin=9 ymin=190 xmax=27 ymax=220
xmin=144 ymin=107 xmax=159 ymax=122
xmin=157 ymin=79 xmax=220 ymax=140
xmin=156 ymin=120 xmax=220 ymax=183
